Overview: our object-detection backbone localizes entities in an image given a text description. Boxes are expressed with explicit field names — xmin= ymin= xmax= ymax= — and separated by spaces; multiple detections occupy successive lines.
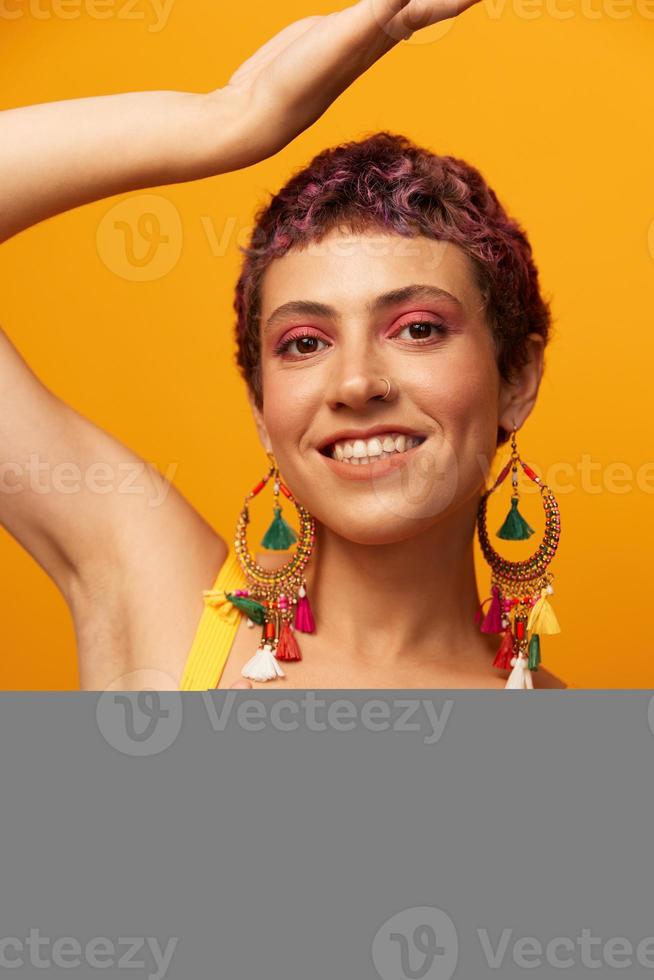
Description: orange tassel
xmin=275 ymin=621 xmax=302 ymax=661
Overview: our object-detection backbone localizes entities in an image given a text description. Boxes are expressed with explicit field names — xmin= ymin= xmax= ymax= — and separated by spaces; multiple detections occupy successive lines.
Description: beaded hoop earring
xmin=475 ymin=426 xmax=562 ymax=689
xmin=225 ymin=452 xmax=316 ymax=682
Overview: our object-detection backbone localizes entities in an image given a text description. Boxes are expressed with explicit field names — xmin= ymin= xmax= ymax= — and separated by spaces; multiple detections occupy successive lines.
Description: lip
xmin=316 ymin=424 xmax=427 ymax=454
xmin=317 ymin=437 xmax=426 ymax=481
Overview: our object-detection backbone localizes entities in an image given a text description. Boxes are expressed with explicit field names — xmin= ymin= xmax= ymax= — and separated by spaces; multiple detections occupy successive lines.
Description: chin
xmin=309 ymin=504 xmax=442 ymax=548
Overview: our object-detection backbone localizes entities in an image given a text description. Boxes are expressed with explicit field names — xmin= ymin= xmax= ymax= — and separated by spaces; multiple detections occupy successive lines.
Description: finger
xmin=399 ymin=0 xmax=483 ymax=30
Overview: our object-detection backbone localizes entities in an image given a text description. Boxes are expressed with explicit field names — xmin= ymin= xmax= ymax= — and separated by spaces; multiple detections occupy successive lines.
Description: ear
xmin=247 ymin=390 xmax=273 ymax=455
xmin=498 ymin=333 xmax=545 ymax=433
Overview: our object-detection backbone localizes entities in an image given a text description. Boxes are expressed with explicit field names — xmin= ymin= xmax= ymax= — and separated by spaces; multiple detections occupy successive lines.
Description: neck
xmin=302 ymin=493 xmax=491 ymax=672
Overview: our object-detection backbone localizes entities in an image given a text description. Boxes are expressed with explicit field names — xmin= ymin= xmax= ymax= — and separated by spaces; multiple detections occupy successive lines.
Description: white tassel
xmin=241 ymin=644 xmax=286 ymax=682
xmin=504 ymin=653 xmax=534 ymax=689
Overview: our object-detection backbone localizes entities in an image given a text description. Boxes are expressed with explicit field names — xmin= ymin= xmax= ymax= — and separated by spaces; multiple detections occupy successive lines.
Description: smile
xmin=317 ymin=433 xmax=427 ymax=481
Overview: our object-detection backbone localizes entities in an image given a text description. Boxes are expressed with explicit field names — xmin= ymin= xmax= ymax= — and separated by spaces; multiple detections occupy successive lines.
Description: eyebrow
xmin=263 ymin=284 xmax=463 ymax=335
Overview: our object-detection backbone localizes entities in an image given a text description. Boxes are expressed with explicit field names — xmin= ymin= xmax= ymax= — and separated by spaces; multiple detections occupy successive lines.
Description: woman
xmin=0 ymin=0 xmax=568 ymax=690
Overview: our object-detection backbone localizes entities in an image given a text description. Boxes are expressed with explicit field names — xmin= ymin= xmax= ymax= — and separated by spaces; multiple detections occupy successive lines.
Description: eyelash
xmin=272 ymin=321 xmax=449 ymax=358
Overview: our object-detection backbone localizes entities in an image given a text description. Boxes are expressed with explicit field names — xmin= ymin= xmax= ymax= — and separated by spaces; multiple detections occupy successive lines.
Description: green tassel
xmin=527 ymin=633 xmax=541 ymax=670
xmin=497 ymin=496 xmax=535 ymax=540
xmin=261 ymin=504 xmax=297 ymax=550
xmin=225 ymin=593 xmax=266 ymax=625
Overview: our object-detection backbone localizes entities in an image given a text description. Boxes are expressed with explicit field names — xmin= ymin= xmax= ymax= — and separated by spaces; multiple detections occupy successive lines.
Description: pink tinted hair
xmin=233 ymin=131 xmax=552 ymax=446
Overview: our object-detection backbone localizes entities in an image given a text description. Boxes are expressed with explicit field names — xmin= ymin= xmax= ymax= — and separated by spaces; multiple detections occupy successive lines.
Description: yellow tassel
xmin=527 ymin=589 xmax=561 ymax=635
xmin=202 ymin=590 xmax=241 ymax=626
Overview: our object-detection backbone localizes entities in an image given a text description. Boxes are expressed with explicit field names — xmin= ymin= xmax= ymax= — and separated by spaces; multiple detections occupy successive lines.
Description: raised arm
xmin=0 ymin=91 xmax=247 ymax=245
xmin=0 ymin=0 xmax=480 ymax=685
xmin=0 ymin=0 xmax=480 ymax=244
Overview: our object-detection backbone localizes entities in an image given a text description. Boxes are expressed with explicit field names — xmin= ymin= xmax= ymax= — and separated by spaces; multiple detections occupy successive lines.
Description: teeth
xmin=327 ymin=431 xmax=423 ymax=462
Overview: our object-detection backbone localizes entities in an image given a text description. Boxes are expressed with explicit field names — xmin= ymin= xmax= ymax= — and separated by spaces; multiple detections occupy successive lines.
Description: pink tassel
xmin=275 ymin=621 xmax=302 ymax=661
xmin=492 ymin=629 xmax=515 ymax=670
xmin=480 ymin=585 xmax=503 ymax=634
xmin=294 ymin=584 xmax=315 ymax=634
xmin=473 ymin=598 xmax=489 ymax=625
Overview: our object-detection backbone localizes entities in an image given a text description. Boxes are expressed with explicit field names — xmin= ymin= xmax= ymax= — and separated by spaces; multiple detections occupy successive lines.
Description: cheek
xmin=260 ymin=364 xmax=322 ymax=446
xmin=414 ymin=345 xmax=500 ymax=432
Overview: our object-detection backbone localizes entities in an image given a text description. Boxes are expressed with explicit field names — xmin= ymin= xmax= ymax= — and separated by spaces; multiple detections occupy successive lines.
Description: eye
xmin=272 ymin=330 xmax=329 ymax=358
xmin=394 ymin=320 xmax=449 ymax=344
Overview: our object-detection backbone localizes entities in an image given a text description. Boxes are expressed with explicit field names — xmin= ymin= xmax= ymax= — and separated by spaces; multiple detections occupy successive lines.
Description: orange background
xmin=1 ymin=1 xmax=652 ymax=688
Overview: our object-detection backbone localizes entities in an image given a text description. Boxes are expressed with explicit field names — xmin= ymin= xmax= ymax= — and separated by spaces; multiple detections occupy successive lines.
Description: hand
xmin=217 ymin=0 xmax=481 ymax=163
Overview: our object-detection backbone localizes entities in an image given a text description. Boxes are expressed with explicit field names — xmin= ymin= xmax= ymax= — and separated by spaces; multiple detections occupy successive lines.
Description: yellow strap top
xmin=180 ymin=545 xmax=248 ymax=691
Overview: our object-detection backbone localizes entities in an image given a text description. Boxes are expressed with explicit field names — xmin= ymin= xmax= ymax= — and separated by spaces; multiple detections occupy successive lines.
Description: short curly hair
xmin=234 ymin=131 xmax=552 ymax=446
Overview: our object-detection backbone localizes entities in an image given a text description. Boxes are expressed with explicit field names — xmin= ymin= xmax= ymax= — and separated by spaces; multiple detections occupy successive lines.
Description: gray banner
xmin=1 ymin=692 xmax=653 ymax=979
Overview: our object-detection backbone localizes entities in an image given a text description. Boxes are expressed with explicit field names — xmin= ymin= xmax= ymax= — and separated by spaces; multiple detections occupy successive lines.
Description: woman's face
xmin=254 ymin=228 xmax=533 ymax=545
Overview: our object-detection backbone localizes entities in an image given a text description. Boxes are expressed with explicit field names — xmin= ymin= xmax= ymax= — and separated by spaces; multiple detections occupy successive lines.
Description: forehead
xmin=259 ymin=229 xmax=484 ymax=319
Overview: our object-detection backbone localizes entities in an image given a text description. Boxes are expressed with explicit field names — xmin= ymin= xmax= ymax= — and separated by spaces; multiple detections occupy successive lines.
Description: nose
xmin=324 ymin=341 xmax=394 ymax=411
